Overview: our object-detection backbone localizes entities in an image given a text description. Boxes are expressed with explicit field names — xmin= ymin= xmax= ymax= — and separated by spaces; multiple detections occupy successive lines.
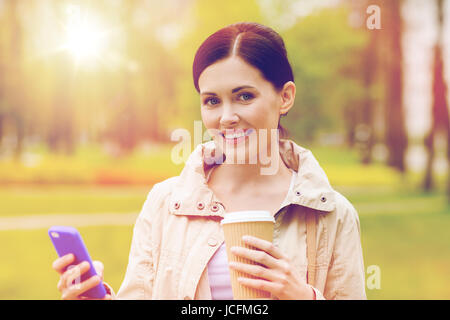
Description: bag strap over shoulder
xmin=306 ymin=209 xmax=317 ymax=287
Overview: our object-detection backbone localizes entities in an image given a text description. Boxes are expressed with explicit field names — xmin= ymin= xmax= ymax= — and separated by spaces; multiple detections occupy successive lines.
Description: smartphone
xmin=48 ymin=226 xmax=106 ymax=299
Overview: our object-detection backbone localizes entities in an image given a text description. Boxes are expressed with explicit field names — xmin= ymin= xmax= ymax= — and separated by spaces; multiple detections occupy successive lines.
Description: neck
xmin=210 ymin=151 xmax=292 ymax=192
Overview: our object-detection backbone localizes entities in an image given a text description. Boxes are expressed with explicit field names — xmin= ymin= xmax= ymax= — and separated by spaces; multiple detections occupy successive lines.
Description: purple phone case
xmin=48 ymin=226 xmax=106 ymax=299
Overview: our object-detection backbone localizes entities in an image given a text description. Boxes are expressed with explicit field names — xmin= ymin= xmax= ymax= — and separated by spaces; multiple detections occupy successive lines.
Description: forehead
xmin=198 ymin=56 xmax=269 ymax=94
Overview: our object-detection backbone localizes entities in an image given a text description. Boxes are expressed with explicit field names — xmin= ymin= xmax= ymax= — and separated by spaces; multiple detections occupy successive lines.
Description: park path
xmin=0 ymin=212 xmax=139 ymax=231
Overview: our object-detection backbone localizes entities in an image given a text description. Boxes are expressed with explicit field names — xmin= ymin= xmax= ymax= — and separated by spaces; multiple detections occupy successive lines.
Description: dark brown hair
xmin=192 ymin=22 xmax=293 ymax=138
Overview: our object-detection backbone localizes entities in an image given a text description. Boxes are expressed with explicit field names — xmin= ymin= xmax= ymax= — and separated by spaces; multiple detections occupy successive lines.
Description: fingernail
xmin=65 ymin=254 xmax=73 ymax=261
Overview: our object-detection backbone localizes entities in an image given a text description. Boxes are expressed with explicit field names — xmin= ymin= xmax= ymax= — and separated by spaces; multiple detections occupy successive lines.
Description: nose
xmin=219 ymin=104 xmax=239 ymax=127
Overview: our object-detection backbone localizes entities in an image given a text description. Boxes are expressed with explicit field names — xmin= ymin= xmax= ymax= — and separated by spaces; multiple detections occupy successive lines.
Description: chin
xmin=223 ymin=144 xmax=258 ymax=165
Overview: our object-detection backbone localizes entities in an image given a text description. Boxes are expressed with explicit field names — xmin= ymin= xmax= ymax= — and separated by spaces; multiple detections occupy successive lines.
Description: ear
xmin=278 ymin=81 xmax=296 ymax=116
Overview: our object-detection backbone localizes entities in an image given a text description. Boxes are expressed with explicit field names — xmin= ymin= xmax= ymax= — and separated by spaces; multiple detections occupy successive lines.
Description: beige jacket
xmin=111 ymin=139 xmax=367 ymax=300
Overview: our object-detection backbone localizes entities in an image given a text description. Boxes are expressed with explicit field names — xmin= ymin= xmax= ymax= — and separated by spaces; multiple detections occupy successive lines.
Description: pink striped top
xmin=207 ymin=242 xmax=233 ymax=300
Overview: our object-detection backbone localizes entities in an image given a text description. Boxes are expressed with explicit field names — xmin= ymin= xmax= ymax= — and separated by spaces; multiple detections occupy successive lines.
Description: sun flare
xmin=62 ymin=6 xmax=109 ymax=65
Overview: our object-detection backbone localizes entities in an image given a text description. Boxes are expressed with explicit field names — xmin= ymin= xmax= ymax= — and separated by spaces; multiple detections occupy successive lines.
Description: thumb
xmin=92 ymin=261 xmax=104 ymax=280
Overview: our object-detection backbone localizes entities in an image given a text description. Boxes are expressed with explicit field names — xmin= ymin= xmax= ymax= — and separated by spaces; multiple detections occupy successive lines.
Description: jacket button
xmin=197 ymin=202 xmax=205 ymax=210
xmin=174 ymin=202 xmax=180 ymax=210
xmin=295 ymin=191 xmax=301 ymax=196
xmin=320 ymin=196 xmax=327 ymax=202
xmin=211 ymin=203 xmax=220 ymax=212
xmin=208 ymin=238 xmax=218 ymax=247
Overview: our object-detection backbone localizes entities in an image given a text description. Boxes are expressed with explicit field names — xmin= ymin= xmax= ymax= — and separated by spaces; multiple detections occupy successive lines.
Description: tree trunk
xmin=8 ymin=0 xmax=26 ymax=160
xmin=383 ymin=0 xmax=408 ymax=172
xmin=447 ymin=127 xmax=450 ymax=203
xmin=0 ymin=114 xmax=4 ymax=148
xmin=423 ymin=0 xmax=450 ymax=193
xmin=13 ymin=113 xmax=24 ymax=161
xmin=360 ymin=26 xmax=378 ymax=164
xmin=423 ymin=130 xmax=435 ymax=192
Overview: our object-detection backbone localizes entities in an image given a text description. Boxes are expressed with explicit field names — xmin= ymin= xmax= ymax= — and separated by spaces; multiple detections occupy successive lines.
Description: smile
xmin=220 ymin=128 xmax=254 ymax=145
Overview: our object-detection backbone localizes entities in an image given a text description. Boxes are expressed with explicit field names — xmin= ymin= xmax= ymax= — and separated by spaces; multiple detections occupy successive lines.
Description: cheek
xmin=200 ymin=108 xmax=214 ymax=128
xmin=201 ymin=109 xmax=221 ymax=138
xmin=250 ymin=102 xmax=279 ymax=129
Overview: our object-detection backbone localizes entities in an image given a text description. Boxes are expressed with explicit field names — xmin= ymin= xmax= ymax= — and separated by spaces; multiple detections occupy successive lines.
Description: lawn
xmin=359 ymin=210 xmax=450 ymax=299
xmin=0 ymin=225 xmax=134 ymax=299
xmin=0 ymin=144 xmax=449 ymax=299
xmin=0 ymin=185 xmax=150 ymax=216
xmin=0 ymin=185 xmax=449 ymax=299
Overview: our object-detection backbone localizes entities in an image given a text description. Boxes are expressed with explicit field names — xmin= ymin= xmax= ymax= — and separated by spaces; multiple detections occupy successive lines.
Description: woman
xmin=52 ymin=22 xmax=366 ymax=300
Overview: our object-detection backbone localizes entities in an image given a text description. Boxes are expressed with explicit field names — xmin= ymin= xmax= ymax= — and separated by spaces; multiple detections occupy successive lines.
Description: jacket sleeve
xmin=114 ymin=185 xmax=162 ymax=299
xmin=323 ymin=196 xmax=367 ymax=300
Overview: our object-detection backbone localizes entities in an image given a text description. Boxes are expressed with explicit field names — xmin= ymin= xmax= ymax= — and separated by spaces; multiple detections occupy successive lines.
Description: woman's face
xmin=198 ymin=56 xmax=294 ymax=164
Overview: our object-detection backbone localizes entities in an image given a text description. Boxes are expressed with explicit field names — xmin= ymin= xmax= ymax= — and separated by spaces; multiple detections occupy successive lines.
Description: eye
xmin=203 ymin=97 xmax=220 ymax=106
xmin=238 ymin=92 xmax=254 ymax=102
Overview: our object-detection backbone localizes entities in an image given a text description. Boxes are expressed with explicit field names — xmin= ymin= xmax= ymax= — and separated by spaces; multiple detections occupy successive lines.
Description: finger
xmin=93 ymin=261 xmax=104 ymax=279
xmin=57 ymin=278 xmax=62 ymax=292
xmin=229 ymin=261 xmax=277 ymax=282
xmin=230 ymin=246 xmax=279 ymax=269
xmin=52 ymin=254 xmax=75 ymax=274
xmin=242 ymin=235 xmax=285 ymax=260
xmin=62 ymin=275 xmax=101 ymax=300
xmin=237 ymin=277 xmax=282 ymax=296
xmin=60 ymin=261 xmax=91 ymax=292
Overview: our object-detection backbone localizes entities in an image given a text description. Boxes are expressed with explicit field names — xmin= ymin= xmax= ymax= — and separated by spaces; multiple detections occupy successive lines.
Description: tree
xmin=2 ymin=0 xmax=27 ymax=160
xmin=282 ymin=6 xmax=367 ymax=144
xmin=346 ymin=0 xmax=381 ymax=163
xmin=45 ymin=1 xmax=76 ymax=154
xmin=423 ymin=0 xmax=450 ymax=195
xmin=380 ymin=0 xmax=408 ymax=172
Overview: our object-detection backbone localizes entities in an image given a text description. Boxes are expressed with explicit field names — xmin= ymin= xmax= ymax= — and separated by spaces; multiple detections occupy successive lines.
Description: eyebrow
xmin=200 ymin=86 xmax=256 ymax=96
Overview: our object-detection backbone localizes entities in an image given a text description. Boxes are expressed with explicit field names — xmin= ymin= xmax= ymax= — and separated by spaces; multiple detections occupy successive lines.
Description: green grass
xmin=360 ymin=211 xmax=450 ymax=299
xmin=0 ymin=143 xmax=183 ymax=185
xmin=0 ymin=225 xmax=133 ymax=300
xmin=0 ymin=185 xmax=150 ymax=216
xmin=0 ymin=187 xmax=449 ymax=299
xmin=338 ymin=186 xmax=449 ymax=216
xmin=0 ymin=144 xmax=449 ymax=299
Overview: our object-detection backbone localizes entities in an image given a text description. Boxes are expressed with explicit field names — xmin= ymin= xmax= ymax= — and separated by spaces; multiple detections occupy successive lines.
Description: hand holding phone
xmin=49 ymin=226 xmax=108 ymax=299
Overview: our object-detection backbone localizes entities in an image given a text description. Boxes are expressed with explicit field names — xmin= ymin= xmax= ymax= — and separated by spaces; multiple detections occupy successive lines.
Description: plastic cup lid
xmin=220 ymin=210 xmax=275 ymax=224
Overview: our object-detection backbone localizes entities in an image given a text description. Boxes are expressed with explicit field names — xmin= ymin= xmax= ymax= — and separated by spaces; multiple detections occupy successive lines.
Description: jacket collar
xmin=168 ymin=139 xmax=336 ymax=217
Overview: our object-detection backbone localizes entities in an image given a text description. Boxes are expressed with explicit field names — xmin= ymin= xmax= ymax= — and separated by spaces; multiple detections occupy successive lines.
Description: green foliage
xmin=281 ymin=7 xmax=368 ymax=142
xmin=0 ymin=1 xmax=379 ymax=157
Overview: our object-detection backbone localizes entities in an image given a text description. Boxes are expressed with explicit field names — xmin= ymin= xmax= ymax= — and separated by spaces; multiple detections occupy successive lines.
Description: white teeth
xmin=224 ymin=132 xmax=245 ymax=139
xmin=222 ymin=129 xmax=253 ymax=139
